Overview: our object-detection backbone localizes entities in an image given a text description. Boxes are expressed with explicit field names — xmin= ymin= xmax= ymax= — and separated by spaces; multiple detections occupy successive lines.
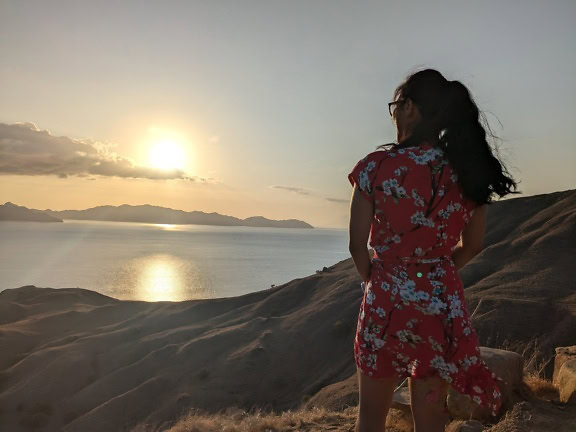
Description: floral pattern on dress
xmin=348 ymin=143 xmax=503 ymax=417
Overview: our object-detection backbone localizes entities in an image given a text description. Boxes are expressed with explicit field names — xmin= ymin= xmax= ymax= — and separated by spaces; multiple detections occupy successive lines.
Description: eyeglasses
xmin=388 ymin=99 xmax=406 ymax=117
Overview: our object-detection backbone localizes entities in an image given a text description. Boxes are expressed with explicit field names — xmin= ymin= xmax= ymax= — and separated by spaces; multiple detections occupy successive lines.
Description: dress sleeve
xmin=347 ymin=151 xmax=382 ymax=203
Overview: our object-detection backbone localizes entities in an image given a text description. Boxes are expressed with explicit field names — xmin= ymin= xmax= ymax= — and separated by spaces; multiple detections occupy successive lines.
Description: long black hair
xmin=377 ymin=68 xmax=521 ymax=206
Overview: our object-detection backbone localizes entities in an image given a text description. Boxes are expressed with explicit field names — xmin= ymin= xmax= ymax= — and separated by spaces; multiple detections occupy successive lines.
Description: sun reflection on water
xmin=107 ymin=254 xmax=214 ymax=301
xmin=142 ymin=260 xmax=181 ymax=301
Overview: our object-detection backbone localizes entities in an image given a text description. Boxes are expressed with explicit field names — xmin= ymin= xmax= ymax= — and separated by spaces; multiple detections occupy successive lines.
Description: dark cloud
xmin=0 ymin=122 xmax=214 ymax=182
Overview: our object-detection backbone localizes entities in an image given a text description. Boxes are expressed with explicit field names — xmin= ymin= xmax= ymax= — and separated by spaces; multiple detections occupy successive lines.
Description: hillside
xmin=0 ymin=188 xmax=574 ymax=431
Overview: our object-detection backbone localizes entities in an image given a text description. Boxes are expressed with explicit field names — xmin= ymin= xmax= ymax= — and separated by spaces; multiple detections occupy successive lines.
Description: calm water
xmin=0 ymin=220 xmax=349 ymax=301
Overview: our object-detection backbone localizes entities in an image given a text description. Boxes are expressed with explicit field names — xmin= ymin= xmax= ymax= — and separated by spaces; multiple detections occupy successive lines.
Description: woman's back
xmin=348 ymin=142 xmax=477 ymax=260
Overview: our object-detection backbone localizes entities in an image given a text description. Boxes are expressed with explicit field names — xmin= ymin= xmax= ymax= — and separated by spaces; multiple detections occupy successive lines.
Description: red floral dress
xmin=348 ymin=142 xmax=503 ymax=417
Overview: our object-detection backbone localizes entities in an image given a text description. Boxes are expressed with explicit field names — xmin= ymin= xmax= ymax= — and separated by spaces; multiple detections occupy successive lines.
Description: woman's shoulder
xmin=362 ymin=148 xmax=391 ymax=161
xmin=351 ymin=142 xmax=437 ymax=173
xmin=360 ymin=144 xmax=401 ymax=161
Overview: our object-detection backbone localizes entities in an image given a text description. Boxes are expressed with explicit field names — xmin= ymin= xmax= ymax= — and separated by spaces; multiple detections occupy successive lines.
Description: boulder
xmin=555 ymin=359 xmax=576 ymax=404
xmin=553 ymin=346 xmax=576 ymax=385
xmin=302 ymin=373 xmax=359 ymax=411
xmin=391 ymin=384 xmax=411 ymax=414
xmin=303 ymin=373 xmax=412 ymax=414
xmin=447 ymin=347 xmax=523 ymax=421
xmin=454 ymin=419 xmax=484 ymax=432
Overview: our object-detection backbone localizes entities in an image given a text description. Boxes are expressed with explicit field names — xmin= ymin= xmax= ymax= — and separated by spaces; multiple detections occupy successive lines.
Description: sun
xmin=148 ymin=139 xmax=187 ymax=171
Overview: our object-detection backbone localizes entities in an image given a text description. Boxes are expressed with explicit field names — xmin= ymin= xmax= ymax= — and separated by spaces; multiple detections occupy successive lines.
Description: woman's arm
xmin=452 ymin=204 xmax=487 ymax=270
xmin=348 ymin=184 xmax=374 ymax=283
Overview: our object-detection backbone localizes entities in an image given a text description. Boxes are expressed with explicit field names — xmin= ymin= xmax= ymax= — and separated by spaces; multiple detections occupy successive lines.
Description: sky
xmin=1 ymin=0 xmax=575 ymax=229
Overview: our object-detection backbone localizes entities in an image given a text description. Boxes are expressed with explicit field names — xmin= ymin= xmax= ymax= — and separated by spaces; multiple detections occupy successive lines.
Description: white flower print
xmin=381 ymin=178 xmax=408 ymax=198
xmin=366 ymin=290 xmax=376 ymax=305
xmin=393 ymin=166 xmax=408 ymax=176
xmin=358 ymin=160 xmax=376 ymax=194
xmin=458 ymin=355 xmax=479 ymax=371
xmin=374 ymin=337 xmax=386 ymax=349
xmin=375 ymin=307 xmax=386 ymax=318
xmin=428 ymin=335 xmax=444 ymax=352
xmin=405 ymin=318 xmax=419 ymax=328
xmin=426 ymin=296 xmax=448 ymax=315
xmin=399 ymin=279 xmax=430 ymax=304
xmin=473 ymin=385 xmax=484 ymax=393
xmin=447 ymin=294 xmax=464 ymax=319
xmin=363 ymin=327 xmax=374 ymax=343
xmin=367 ymin=353 xmax=378 ymax=369
xmin=427 ymin=266 xmax=446 ymax=279
xmin=408 ymin=147 xmax=443 ymax=165
xmin=438 ymin=201 xmax=463 ymax=219
xmin=430 ymin=355 xmax=458 ymax=382
xmin=435 ymin=266 xmax=447 ymax=277
xmin=396 ymin=352 xmax=411 ymax=363
xmin=408 ymin=154 xmax=428 ymax=165
xmin=380 ymin=281 xmax=391 ymax=291
xmin=473 ymin=395 xmax=482 ymax=405
xmin=411 ymin=189 xmax=426 ymax=207
xmin=396 ymin=329 xmax=423 ymax=348
xmin=374 ymin=244 xmax=390 ymax=254
xmin=410 ymin=211 xmax=435 ymax=227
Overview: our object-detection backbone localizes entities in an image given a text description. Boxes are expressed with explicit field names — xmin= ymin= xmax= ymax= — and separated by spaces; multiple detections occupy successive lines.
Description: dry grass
xmin=494 ymin=336 xmax=560 ymax=401
xmin=132 ymin=404 xmax=495 ymax=432
xmin=132 ymin=337 xmax=563 ymax=431
xmin=131 ymin=405 xmax=420 ymax=432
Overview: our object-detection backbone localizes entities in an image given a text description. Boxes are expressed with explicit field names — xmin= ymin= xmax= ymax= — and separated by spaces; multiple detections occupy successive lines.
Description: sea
xmin=0 ymin=219 xmax=350 ymax=302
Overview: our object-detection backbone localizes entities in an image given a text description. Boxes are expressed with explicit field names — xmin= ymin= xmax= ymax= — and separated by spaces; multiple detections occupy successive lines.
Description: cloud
xmin=269 ymin=185 xmax=311 ymax=196
xmin=325 ymin=197 xmax=349 ymax=203
xmin=0 ymin=122 xmax=215 ymax=182
xmin=271 ymin=185 xmax=349 ymax=204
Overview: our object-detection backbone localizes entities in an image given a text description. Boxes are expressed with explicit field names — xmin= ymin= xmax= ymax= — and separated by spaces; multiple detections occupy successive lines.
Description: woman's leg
xmin=355 ymin=367 xmax=398 ymax=432
xmin=409 ymin=375 xmax=450 ymax=432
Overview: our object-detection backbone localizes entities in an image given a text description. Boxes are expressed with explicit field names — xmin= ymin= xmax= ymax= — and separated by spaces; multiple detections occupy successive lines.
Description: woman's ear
xmin=405 ymin=98 xmax=421 ymax=122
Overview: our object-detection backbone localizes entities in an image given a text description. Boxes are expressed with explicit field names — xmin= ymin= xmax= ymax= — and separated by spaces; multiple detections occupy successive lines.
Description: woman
xmin=348 ymin=68 xmax=520 ymax=432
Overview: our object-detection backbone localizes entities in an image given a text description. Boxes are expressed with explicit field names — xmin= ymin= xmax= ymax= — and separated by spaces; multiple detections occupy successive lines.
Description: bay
xmin=0 ymin=220 xmax=349 ymax=301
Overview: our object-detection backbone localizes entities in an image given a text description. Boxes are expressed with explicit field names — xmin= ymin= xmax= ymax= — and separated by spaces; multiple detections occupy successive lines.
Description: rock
xmin=391 ymin=386 xmax=411 ymax=414
xmin=455 ymin=419 xmax=484 ymax=432
xmin=555 ymin=359 xmax=576 ymax=404
xmin=553 ymin=346 xmax=576 ymax=385
xmin=302 ymin=373 xmax=359 ymax=411
xmin=303 ymin=373 xmax=413 ymax=414
xmin=447 ymin=347 xmax=523 ymax=421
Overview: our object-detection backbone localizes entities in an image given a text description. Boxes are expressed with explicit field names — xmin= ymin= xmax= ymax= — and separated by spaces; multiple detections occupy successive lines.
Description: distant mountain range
xmin=0 ymin=202 xmax=63 ymax=222
xmin=0 ymin=202 xmax=313 ymax=229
